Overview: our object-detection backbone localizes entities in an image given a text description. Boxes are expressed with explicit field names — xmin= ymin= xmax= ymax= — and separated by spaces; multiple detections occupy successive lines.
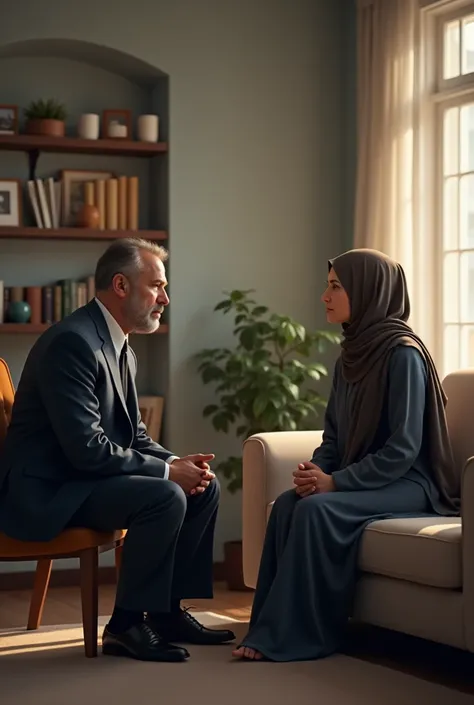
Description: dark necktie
xmin=119 ymin=340 xmax=129 ymax=399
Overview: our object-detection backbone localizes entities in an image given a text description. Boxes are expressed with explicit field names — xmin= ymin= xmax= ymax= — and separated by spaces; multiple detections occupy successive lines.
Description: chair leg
xmin=27 ymin=559 xmax=53 ymax=630
xmin=80 ymin=547 xmax=99 ymax=658
xmin=115 ymin=544 xmax=123 ymax=581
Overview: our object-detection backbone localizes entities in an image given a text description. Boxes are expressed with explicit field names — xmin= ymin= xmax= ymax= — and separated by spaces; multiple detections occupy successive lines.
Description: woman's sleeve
xmin=311 ymin=364 xmax=340 ymax=475
xmin=331 ymin=346 xmax=427 ymax=491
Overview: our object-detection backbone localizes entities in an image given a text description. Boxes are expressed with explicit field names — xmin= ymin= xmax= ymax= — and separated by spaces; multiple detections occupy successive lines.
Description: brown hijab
xmin=329 ymin=248 xmax=460 ymax=514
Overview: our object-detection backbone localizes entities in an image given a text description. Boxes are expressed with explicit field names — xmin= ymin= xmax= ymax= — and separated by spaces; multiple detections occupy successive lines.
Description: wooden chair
xmin=0 ymin=357 xmax=126 ymax=657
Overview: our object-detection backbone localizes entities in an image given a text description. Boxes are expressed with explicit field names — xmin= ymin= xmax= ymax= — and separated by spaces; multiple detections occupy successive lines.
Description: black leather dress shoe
xmin=148 ymin=608 xmax=236 ymax=646
xmin=102 ymin=622 xmax=190 ymax=662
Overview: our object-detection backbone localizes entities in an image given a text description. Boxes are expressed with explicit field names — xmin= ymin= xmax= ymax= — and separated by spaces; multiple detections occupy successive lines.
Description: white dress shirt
xmin=94 ymin=297 xmax=175 ymax=479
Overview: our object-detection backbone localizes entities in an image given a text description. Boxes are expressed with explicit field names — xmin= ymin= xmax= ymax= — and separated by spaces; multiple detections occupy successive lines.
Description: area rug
xmin=0 ymin=612 xmax=472 ymax=705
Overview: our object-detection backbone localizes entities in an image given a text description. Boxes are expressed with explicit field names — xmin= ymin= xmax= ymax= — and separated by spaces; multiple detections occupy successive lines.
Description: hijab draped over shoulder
xmin=329 ymin=248 xmax=460 ymax=514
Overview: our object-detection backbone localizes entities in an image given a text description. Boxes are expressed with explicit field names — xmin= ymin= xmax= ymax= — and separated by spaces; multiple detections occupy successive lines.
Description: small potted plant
xmin=196 ymin=289 xmax=341 ymax=589
xmin=24 ymin=98 xmax=68 ymax=137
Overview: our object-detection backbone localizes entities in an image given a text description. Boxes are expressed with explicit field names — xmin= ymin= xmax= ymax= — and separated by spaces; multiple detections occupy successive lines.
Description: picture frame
xmin=102 ymin=109 xmax=132 ymax=139
xmin=0 ymin=105 xmax=18 ymax=135
xmin=0 ymin=178 xmax=22 ymax=226
xmin=61 ymin=169 xmax=112 ymax=227
xmin=138 ymin=395 xmax=164 ymax=442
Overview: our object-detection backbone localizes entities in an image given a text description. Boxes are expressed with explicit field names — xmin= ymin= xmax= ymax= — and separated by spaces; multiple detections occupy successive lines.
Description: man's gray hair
xmin=95 ymin=238 xmax=168 ymax=291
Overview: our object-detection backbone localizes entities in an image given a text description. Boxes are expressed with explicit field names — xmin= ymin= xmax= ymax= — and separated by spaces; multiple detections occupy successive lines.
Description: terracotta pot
xmin=25 ymin=118 xmax=65 ymax=137
xmin=223 ymin=540 xmax=253 ymax=591
xmin=77 ymin=204 xmax=100 ymax=229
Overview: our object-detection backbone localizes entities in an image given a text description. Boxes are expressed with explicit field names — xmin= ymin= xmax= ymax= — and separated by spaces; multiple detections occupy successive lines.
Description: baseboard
xmin=0 ymin=562 xmax=226 ymax=591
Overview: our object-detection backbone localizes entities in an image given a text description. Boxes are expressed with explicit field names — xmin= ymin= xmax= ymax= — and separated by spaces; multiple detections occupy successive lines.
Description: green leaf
xmin=252 ymin=305 xmax=268 ymax=317
xmin=240 ymin=326 xmax=257 ymax=350
xmin=202 ymin=366 xmax=224 ymax=384
xmin=203 ymin=404 xmax=218 ymax=417
xmin=214 ymin=301 xmax=231 ymax=312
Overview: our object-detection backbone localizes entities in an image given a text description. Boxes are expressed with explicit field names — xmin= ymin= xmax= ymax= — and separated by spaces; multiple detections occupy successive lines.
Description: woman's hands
xmin=293 ymin=461 xmax=336 ymax=497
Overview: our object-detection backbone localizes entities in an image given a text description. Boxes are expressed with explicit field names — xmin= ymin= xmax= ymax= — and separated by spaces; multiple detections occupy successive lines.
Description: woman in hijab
xmin=232 ymin=248 xmax=460 ymax=663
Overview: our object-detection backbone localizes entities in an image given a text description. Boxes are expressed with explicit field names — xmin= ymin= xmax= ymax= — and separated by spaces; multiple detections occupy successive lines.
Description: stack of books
xmin=0 ymin=276 xmax=95 ymax=324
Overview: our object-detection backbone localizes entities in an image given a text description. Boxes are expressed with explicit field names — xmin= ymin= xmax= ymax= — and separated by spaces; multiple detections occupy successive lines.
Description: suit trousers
xmin=68 ymin=474 xmax=220 ymax=612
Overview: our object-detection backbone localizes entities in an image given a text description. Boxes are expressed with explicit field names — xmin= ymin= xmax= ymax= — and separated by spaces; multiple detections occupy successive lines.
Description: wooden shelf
xmin=0 ymin=134 xmax=168 ymax=157
xmin=0 ymin=323 xmax=169 ymax=335
xmin=0 ymin=227 xmax=167 ymax=241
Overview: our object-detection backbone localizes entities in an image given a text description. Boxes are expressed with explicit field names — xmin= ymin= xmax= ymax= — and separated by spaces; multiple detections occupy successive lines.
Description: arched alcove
xmin=0 ymin=38 xmax=166 ymax=86
xmin=0 ymin=37 xmax=170 ymax=436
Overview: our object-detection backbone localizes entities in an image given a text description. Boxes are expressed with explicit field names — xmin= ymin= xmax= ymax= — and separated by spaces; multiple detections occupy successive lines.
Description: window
xmin=432 ymin=1 xmax=474 ymax=375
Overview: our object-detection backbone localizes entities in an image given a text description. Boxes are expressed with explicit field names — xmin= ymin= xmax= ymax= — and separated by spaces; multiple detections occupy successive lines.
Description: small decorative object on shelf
xmin=102 ymin=109 xmax=132 ymax=139
xmin=137 ymin=114 xmax=159 ymax=142
xmin=0 ymin=178 xmax=22 ymax=226
xmin=61 ymin=169 xmax=112 ymax=227
xmin=77 ymin=113 xmax=100 ymax=140
xmin=77 ymin=203 xmax=100 ymax=229
xmin=24 ymin=98 xmax=68 ymax=137
xmin=0 ymin=105 xmax=18 ymax=135
xmin=6 ymin=300 xmax=31 ymax=323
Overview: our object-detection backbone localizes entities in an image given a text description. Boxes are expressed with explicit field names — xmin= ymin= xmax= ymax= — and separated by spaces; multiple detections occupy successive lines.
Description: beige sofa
xmin=242 ymin=369 xmax=474 ymax=652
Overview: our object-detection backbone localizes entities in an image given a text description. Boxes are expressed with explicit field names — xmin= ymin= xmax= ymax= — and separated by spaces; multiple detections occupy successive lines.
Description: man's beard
xmin=125 ymin=295 xmax=162 ymax=333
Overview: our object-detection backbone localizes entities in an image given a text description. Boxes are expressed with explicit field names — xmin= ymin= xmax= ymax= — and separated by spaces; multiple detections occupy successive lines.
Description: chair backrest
xmin=0 ymin=358 xmax=14 ymax=453
xmin=443 ymin=369 xmax=474 ymax=478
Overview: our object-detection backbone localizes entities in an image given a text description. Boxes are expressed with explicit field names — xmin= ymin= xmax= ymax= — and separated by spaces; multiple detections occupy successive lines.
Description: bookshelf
xmin=0 ymin=134 xmax=168 ymax=158
xmin=0 ymin=129 xmax=170 ymax=334
xmin=0 ymin=227 xmax=168 ymax=242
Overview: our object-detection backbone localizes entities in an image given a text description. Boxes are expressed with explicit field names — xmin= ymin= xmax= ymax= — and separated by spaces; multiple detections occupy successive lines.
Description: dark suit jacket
xmin=0 ymin=300 xmax=174 ymax=541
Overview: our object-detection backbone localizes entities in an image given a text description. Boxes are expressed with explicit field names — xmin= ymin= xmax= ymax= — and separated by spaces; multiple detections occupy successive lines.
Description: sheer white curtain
xmin=355 ymin=0 xmax=437 ymax=357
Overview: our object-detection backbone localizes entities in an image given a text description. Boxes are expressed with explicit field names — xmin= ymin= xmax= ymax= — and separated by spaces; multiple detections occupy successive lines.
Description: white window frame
xmin=424 ymin=0 xmax=474 ymax=375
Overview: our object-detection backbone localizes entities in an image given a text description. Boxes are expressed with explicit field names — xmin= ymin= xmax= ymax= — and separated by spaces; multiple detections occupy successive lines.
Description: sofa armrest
xmin=463 ymin=457 xmax=474 ymax=650
xmin=242 ymin=430 xmax=323 ymax=589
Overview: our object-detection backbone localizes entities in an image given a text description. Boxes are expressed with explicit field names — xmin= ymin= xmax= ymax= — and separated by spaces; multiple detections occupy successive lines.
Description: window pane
xmin=444 ymin=20 xmax=461 ymax=79
xmin=461 ymin=325 xmax=474 ymax=367
xmin=460 ymin=252 xmax=474 ymax=323
xmin=462 ymin=16 xmax=474 ymax=75
xmin=444 ymin=177 xmax=459 ymax=250
xmin=444 ymin=252 xmax=460 ymax=323
xmin=444 ymin=107 xmax=459 ymax=176
xmin=460 ymin=103 xmax=474 ymax=173
xmin=444 ymin=325 xmax=460 ymax=375
xmin=460 ymin=174 xmax=474 ymax=248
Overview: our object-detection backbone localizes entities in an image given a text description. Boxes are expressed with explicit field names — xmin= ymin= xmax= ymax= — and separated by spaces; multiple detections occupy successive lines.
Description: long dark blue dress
xmin=240 ymin=345 xmax=444 ymax=662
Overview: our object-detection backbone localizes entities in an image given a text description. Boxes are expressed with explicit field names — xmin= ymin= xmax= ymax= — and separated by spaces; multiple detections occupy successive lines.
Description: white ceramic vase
xmin=137 ymin=114 xmax=159 ymax=142
xmin=78 ymin=113 xmax=99 ymax=140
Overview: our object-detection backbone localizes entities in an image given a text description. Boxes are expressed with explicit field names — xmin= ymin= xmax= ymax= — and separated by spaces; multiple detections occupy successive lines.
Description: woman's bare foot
xmin=232 ymin=645 xmax=264 ymax=660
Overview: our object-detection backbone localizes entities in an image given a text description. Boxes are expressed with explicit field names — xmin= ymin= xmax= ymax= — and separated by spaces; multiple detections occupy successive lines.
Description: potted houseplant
xmin=24 ymin=98 xmax=68 ymax=137
xmin=195 ymin=289 xmax=340 ymax=590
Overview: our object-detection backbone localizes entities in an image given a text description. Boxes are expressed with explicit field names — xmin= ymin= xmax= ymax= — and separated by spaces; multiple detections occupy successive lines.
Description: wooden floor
xmin=0 ymin=582 xmax=253 ymax=630
xmin=1 ymin=583 xmax=474 ymax=695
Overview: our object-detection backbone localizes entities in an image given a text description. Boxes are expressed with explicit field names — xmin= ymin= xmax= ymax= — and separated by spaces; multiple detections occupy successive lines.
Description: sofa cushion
xmin=265 ymin=504 xmax=462 ymax=589
xmin=359 ymin=517 xmax=462 ymax=589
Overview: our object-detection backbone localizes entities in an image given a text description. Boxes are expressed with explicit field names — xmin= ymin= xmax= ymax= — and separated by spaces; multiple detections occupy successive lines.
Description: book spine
xmin=127 ymin=176 xmax=139 ymax=229
xmin=42 ymin=286 xmax=53 ymax=323
xmin=71 ymin=281 xmax=78 ymax=311
xmin=3 ymin=287 xmax=11 ymax=320
xmin=95 ymin=180 xmax=106 ymax=230
xmin=106 ymin=178 xmax=118 ymax=230
xmin=85 ymin=181 xmax=95 ymax=206
xmin=53 ymin=285 xmax=62 ymax=322
xmin=118 ymin=176 xmax=128 ymax=229
xmin=26 ymin=286 xmax=42 ymax=325
xmin=60 ymin=280 xmax=72 ymax=317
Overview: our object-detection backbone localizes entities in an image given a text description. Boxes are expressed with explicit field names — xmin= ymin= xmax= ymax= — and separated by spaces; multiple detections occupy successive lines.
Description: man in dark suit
xmin=0 ymin=237 xmax=235 ymax=662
